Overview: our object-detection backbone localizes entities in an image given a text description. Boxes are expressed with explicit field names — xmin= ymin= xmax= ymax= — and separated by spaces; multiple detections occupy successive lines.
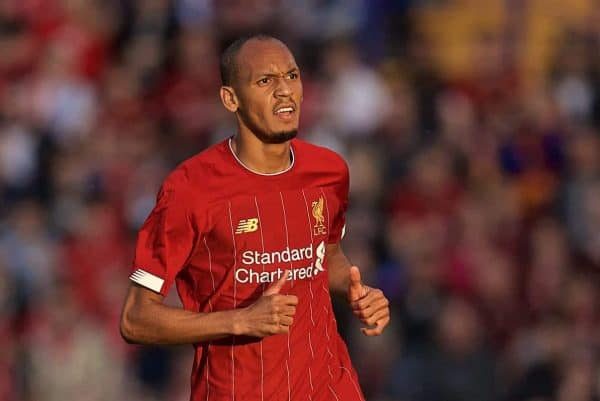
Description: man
xmin=120 ymin=34 xmax=390 ymax=401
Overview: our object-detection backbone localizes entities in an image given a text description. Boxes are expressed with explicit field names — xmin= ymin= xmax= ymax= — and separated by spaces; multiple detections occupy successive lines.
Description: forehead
xmin=236 ymin=39 xmax=298 ymax=79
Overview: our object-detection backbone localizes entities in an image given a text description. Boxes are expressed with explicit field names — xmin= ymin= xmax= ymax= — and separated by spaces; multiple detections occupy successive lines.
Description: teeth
xmin=276 ymin=107 xmax=294 ymax=113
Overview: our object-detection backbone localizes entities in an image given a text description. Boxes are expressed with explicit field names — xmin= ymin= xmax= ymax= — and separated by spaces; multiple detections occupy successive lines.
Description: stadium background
xmin=1 ymin=0 xmax=600 ymax=400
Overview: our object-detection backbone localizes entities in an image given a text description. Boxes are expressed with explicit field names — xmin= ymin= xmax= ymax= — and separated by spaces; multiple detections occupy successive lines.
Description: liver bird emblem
xmin=311 ymin=196 xmax=326 ymax=235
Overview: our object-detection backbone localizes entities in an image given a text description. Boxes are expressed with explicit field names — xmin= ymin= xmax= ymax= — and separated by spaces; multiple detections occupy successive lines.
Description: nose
xmin=274 ymin=77 xmax=292 ymax=97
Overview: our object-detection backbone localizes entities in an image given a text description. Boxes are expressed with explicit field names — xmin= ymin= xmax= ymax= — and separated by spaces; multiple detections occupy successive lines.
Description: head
xmin=219 ymin=35 xmax=302 ymax=144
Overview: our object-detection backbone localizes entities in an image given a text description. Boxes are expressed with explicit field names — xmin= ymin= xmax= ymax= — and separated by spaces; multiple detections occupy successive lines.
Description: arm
xmin=123 ymin=177 xmax=297 ymax=345
xmin=326 ymin=243 xmax=391 ymax=336
xmin=120 ymin=272 xmax=297 ymax=345
xmin=326 ymin=243 xmax=353 ymax=298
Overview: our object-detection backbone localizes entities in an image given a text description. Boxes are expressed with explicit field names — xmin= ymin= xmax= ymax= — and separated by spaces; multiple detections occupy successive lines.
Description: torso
xmin=165 ymin=138 xmax=362 ymax=401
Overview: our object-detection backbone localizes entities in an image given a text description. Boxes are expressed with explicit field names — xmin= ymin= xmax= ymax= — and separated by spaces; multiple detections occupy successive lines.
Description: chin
xmin=256 ymin=129 xmax=298 ymax=144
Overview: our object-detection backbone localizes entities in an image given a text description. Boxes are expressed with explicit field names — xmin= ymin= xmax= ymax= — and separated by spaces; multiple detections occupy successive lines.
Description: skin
xmin=120 ymin=38 xmax=390 ymax=345
xmin=220 ymin=38 xmax=303 ymax=173
xmin=327 ymin=243 xmax=390 ymax=336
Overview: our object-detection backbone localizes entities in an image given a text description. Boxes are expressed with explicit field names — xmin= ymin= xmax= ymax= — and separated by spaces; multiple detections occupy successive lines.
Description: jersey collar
xmin=228 ymin=137 xmax=295 ymax=176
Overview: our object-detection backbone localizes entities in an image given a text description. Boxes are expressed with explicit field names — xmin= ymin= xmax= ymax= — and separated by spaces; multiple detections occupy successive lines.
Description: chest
xmin=192 ymin=186 xmax=340 ymax=305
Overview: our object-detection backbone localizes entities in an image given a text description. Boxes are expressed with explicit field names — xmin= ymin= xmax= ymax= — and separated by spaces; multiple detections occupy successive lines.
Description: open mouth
xmin=274 ymin=105 xmax=296 ymax=120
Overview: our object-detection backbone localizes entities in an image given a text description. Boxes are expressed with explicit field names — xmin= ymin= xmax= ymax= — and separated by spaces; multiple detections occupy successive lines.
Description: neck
xmin=231 ymin=132 xmax=292 ymax=174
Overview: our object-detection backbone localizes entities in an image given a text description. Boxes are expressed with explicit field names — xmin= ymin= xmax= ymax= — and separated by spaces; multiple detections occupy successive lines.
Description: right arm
xmin=120 ymin=272 xmax=297 ymax=345
xmin=122 ymin=177 xmax=296 ymax=345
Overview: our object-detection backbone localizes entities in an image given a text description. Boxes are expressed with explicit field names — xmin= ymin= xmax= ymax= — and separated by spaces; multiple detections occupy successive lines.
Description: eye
xmin=288 ymin=72 xmax=299 ymax=80
xmin=257 ymin=77 xmax=271 ymax=86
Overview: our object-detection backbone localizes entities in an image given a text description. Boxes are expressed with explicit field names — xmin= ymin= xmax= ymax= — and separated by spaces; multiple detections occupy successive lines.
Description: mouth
xmin=273 ymin=104 xmax=296 ymax=121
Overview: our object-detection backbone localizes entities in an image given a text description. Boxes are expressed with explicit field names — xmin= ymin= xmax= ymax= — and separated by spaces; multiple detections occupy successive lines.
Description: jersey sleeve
xmin=328 ymin=160 xmax=349 ymax=244
xmin=130 ymin=180 xmax=197 ymax=296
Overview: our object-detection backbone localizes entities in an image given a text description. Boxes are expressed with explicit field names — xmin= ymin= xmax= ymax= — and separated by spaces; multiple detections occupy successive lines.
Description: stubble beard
xmin=238 ymin=107 xmax=298 ymax=145
xmin=254 ymin=129 xmax=298 ymax=144
xmin=239 ymin=109 xmax=298 ymax=144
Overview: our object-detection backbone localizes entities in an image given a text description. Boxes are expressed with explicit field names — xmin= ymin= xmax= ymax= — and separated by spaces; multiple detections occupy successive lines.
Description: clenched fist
xmin=235 ymin=271 xmax=298 ymax=337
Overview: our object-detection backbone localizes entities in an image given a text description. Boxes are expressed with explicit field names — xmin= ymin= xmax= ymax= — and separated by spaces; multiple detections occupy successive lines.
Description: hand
xmin=348 ymin=266 xmax=390 ymax=336
xmin=235 ymin=271 xmax=298 ymax=337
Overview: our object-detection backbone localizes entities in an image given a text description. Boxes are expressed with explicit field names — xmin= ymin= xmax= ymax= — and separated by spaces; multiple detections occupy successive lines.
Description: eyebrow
xmin=255 ymin=67 xmax=299 ymax=78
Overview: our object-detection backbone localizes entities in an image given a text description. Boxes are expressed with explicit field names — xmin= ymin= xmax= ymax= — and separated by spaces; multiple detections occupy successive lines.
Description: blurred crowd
xmin=1 ymin=0 xmax=600 ymax=400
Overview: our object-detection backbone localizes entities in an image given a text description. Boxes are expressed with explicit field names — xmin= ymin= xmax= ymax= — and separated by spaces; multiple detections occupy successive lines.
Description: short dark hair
xmin=220 ymin=34 xmax=279 ymax=86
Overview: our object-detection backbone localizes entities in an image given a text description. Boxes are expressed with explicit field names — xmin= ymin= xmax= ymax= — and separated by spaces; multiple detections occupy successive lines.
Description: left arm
xmin=326 ymin=243 xmax=391 ymax=336
xmin=326 ymin=243 xmax=353 ymax=297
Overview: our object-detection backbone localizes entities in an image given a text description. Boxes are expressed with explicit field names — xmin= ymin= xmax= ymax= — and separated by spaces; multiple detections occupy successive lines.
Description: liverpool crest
xmin=311 ymin=196 xmax=327 ymax=236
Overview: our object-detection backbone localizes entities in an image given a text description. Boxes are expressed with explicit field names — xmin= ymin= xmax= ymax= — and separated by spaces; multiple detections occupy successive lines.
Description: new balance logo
xmin=235 ymin=218 xmax=259 ymax=234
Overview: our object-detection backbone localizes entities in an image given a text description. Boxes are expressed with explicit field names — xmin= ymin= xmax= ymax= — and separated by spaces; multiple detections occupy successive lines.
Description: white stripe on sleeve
xmin=129 ymin=269 xmax=164 ymax=293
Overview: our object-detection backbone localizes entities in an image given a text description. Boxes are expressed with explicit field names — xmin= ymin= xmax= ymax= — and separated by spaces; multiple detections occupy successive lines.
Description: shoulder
xmin=161 ymin=139 xmax=229 ymax=195
xmin=292 ymin=138 xmax=348 ymax=175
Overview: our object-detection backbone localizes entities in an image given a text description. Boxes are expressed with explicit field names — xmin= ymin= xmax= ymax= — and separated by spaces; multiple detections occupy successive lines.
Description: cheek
xmin=244 ymin=104 xmax=272 ymax=129
xmin=296 ymin=82 xmax=303 ymax=101
xmin=239 ymin=98 xmax=266 ymax=120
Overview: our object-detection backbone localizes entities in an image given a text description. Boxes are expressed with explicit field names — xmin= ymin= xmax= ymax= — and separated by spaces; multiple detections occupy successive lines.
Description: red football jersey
xmin=130 ymin=137 xmax=364 ymax=401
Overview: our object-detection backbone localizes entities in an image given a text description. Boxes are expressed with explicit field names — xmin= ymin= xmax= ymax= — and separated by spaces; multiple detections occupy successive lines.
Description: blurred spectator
xmin=323 ymin=38 xmax=391 ymax=138
xmin=26 ymin=279 xmax=126 ymax=401
xmin=428 ymin=297 xmax=497 ymax=401
xmin=0 ymin=201 xmax=56 ymax=300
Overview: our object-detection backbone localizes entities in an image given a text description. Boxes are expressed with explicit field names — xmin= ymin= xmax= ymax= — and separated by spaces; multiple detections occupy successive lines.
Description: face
xmin=224 ymin=39 xmax=303 ymax=144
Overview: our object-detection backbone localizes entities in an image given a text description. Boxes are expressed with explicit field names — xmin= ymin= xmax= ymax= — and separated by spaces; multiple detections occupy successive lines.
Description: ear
xmin=220 ymin=86 xmax=239 ymax=112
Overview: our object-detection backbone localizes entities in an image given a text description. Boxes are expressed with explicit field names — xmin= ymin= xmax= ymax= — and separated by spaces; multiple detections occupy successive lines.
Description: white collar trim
xmin=228 ymin=137 xmax=295 ymax=176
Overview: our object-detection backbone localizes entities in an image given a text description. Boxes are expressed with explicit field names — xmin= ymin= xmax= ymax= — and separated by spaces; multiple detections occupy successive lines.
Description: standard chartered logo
xmin=314 ymin=241 xmax=325 ymax=273
xmin=235 ymin=241 xmax=326 ymax=284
